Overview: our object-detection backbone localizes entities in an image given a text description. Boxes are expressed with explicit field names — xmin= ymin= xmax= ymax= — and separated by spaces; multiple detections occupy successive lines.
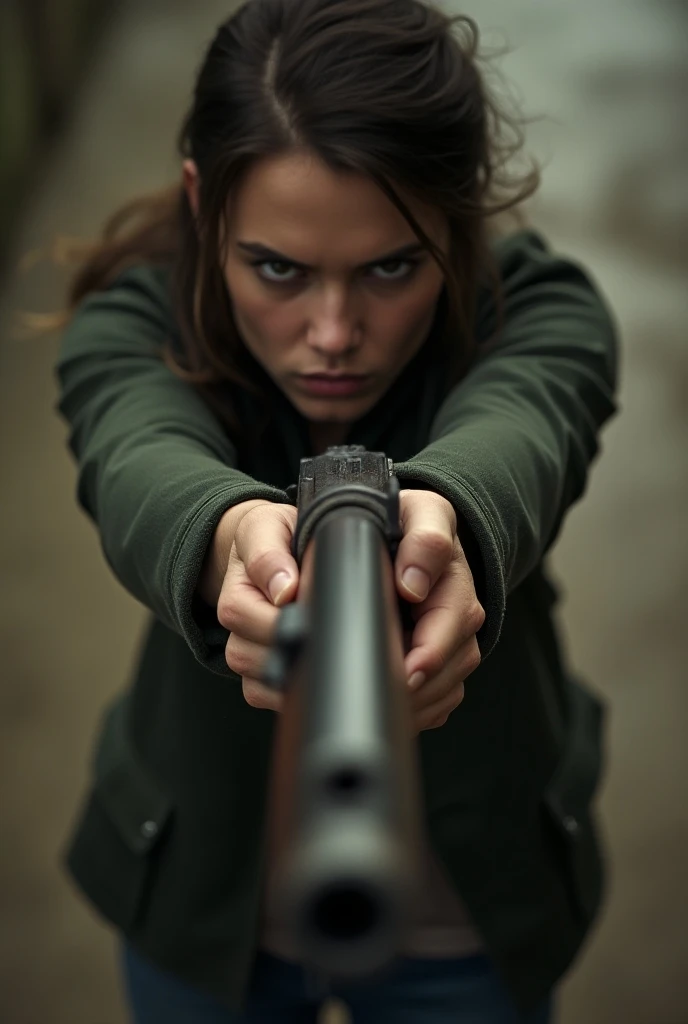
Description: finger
xmin=407 ymin=642 xmax=471 ymax=707
xmin=396 ymin=490 xmax=457 ymax=602
xmin=412 ymin=681 xmax=465 ymax=734
xmin=226 ymin=633 xmax=271 ymax=682
xmin=241 ymin=676 xmax=285 ymax=713
xmin=407 ymin=638 xmax=475 ymax=709
xmin=217 ymin=557 xmax=281 ymax=645
xmin=234 ymin=503 xmax=300 ymax=607
xmin=404 ymin=563 xmax=484 ymax=683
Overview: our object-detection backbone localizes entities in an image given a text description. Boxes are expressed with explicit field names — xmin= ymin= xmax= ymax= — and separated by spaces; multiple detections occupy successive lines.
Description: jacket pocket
xmin=542 ymin=676 xmax=607 ymax=924
xmin=64 ymin=699 xmax=173 ymax=932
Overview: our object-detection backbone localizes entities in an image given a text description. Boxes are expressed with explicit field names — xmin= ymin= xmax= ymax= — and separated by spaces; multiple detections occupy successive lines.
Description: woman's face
xmin=186 ymin=150 xmax=449 ymax=445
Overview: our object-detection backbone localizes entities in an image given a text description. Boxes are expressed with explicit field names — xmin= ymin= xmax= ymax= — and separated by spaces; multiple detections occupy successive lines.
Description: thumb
xmin=233 ymin=503 xmax=300 ymax=606
xmin=396 ymin=490 xmax=457 ymax=602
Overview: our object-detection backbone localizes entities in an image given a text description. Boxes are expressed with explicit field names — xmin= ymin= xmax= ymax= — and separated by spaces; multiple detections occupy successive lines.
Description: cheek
xmin=382 ymin=278 xmax=444 ymax=348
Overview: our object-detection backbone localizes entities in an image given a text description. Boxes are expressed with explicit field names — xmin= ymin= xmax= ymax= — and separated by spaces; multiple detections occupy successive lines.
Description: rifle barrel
xmin=267 ymin=506 xmax=422 ymax=980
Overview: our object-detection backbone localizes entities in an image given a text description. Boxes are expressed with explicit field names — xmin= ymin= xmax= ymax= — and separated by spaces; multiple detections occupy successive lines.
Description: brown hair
xmin=47 ymin=0 xmax=539 ymax=433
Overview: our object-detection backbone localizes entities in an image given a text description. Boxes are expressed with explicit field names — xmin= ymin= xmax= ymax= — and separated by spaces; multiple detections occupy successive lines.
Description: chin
xmin=289 ymin=390 xmax=367 ymax=418
xmin=305 ymin=400 xmax=372 ymax=423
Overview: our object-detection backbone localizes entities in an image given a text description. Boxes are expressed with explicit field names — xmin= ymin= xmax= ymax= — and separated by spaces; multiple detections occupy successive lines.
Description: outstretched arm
xmin=394 ymin=230 xmax=619 ymax=657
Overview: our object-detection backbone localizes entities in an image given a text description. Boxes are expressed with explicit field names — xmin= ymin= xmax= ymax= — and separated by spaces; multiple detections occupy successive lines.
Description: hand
xmin=214 ymin=490 xmax=484 ymax=731
xmin=396 ymin=489 xmax=485 ymax=735
xmin=215 ymin=501 xmax=300 ymax=713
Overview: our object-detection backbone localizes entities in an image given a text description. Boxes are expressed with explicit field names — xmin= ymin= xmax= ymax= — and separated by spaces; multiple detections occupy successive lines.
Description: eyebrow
xmin=235 ymin=240 xmax=426 ymax=270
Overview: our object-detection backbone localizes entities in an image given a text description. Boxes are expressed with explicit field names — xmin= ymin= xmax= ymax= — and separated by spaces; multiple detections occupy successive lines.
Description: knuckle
xmin=467 ymin=601 xmax=486 ymax=635
xmin=243 ymin=545 xmax=280 ymax=583
xmin=242 ymin=679 xmax=269 ymax=709
xmin=225 ymin=638 xmax=250 ymax=677
xmin=423 ymin=642 xmax=447 ymax=677
xmin=279 ymin=502 xmax=299 ymax=526
xmin=426 ymin=687 xmax=465 ymax=731
xmin=441 ymin=498 xmax=458 ymax=534
xmin=234 ymin=501 xmax=269 ymax=534
xmin=414 ymin=528 xmax=454 ymax=561
xmin=464 ymin=598 xmax=487 ymax=634
xmin=465 ymin=642 xmax=482 ymax=676
xmin=238 ymin=502 xmax=295 ymax=541
xmin=225 ymin=636 xmax=239 ymax=674
xmin=217 ymin=591 xmax=244 ymax=631
xmin=416 ymin=706 xmax=450 ymax=733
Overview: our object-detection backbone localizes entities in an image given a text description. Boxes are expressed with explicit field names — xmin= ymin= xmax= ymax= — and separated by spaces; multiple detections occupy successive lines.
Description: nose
xmin=306 ymin=286 xmax=362 ymax=361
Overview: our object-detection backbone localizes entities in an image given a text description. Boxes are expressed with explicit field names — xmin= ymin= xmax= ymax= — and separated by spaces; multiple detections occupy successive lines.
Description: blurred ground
xmin=0 ymin=1 xmax=686 ymax=1022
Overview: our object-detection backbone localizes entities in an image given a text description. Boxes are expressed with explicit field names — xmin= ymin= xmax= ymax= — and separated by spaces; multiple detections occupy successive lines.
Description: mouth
xmin=297 ymin=373 xmax=370 ymax=397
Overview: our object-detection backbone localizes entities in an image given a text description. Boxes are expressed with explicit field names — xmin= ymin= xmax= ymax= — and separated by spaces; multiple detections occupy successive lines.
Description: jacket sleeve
xmin=394 ymin=230 xmax=620 ymax=658
xmin=55 ymin=268 xmax=288 ymax=669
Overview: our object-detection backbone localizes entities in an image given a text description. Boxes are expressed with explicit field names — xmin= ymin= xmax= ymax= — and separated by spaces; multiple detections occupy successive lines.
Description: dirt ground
xmin=1 ymin=1 xmax=686 ymax=1022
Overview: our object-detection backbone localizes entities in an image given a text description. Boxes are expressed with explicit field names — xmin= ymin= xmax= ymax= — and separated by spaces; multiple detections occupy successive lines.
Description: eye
xmin=369 ymin=260 xmax=418 ymax=282
xmin=250 ymin=257 xmax=419 ymax=285
xmin=253 ymin=260 xmax=302 ymax=284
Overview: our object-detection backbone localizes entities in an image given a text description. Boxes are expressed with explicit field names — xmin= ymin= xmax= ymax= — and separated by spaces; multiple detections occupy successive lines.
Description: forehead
xmin=227 ymin=150 xmax=446 ymax=260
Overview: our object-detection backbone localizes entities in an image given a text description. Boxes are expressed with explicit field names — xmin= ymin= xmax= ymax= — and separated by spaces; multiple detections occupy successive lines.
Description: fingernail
xmin=407 ymin=671 xmax=426 ymax=691
xmin=401 ymin=567 xmax=430 ymax=600
xmin=268 ymin=571 xmax=293 ymax=605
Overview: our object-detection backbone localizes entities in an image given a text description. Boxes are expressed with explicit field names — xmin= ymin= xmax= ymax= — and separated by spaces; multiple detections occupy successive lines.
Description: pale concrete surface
xmin=0 ymin=1 xmax=686 ymax=1022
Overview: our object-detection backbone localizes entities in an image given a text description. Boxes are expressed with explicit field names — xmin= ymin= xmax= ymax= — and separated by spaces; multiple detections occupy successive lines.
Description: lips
xmin=297 ymin=374 xmax=369 ymax=396
xmin=302 ymin=374 xmax=367 ymax=380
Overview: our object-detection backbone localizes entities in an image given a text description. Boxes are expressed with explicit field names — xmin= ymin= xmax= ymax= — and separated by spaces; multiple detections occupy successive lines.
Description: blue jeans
xmin=122 ymin=944 xmax=553 ymax=1023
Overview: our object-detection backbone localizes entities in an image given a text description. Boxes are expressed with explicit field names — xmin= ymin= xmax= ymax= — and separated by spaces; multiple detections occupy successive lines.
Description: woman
xmin=55 ymin=0 xmax=619 ymax=1021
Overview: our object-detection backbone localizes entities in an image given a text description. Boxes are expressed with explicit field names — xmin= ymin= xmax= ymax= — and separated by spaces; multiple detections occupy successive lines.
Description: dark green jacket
xmin=56 ymin=229 xmax=618 ymax=1012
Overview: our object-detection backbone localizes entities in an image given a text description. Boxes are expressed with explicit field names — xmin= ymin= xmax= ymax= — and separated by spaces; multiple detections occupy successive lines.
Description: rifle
xmin=261 ymin=445 xmax=423 ymax=982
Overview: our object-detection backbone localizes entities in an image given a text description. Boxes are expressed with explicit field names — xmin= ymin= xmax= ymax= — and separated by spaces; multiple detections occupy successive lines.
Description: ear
xmin=182 ymin=159 xmax=200 ymax=220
